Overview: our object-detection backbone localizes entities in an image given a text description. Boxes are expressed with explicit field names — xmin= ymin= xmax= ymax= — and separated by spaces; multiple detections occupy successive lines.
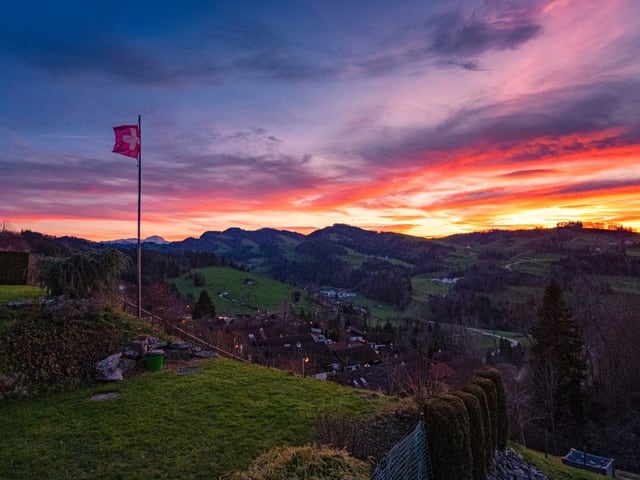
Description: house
xmin=330 ymin=343 xmax=381 ymax=371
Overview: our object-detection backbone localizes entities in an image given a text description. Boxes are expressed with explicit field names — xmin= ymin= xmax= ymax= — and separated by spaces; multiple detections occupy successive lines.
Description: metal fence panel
xmin=370 ymin=417 xmax=433 ymax=480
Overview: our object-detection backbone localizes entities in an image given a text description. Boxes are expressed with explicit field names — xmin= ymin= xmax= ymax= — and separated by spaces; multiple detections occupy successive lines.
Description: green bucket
xmin=145 ymin=349 xmax=165 ymax=371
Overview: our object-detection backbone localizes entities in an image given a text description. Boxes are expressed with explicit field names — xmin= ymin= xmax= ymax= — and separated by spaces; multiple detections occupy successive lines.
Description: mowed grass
xmin=0 ymin=358 xmax=390 ymax=480
xmin=171 ymin=266 xmax=308 ymax=315
xmin=0 ymin=285 xmax=45 ymax=303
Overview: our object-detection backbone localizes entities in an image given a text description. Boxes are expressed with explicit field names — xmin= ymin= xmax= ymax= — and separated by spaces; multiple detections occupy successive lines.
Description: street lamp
xmin=302 ymin=356 xmax=310 ymax=378
xmin=234 ymin=333 xmax=242 ymax=359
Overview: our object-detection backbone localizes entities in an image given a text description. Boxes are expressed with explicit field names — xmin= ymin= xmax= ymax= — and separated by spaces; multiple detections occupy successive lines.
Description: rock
xmin=488 ymin=449 xmax=548 ymax=480
xmin=91 ymin=392 xmax=120 ymax=401
xmin=117 ymin=358 xmax=137 ymax=375
xmin=164 ymin=348 xmax=192 ymax=361
xmin=96 ymin=353 xmax=121 ymax=374
xmin=124 ymin=339 xmax=148 ymax=359
xmin=98 ymin=368 xmax=123 ymax=382
xmin=169 ymin=341 xmax=191 ymax=350
xmin=95 ymin=353 xmax=122 ymax=380
xmin=0 ymin=375 xmax=16 ymax=400
xmin=193 ymin=350 xmax=215 ymax=359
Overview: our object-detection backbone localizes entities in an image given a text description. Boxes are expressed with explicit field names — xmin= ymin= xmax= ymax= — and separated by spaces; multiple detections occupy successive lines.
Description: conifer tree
xmin=192 ymin=289 xmax=215 ymax=319
xmin=530 ymin=280 xmax=587 ymax=445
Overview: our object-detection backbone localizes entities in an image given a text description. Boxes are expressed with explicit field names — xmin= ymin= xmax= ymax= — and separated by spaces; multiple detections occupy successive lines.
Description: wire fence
xmin=370 ymin=416 xmax=433 ymax=480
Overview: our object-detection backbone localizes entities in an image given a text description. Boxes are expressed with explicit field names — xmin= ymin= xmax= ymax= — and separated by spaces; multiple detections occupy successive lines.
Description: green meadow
xmin=170 ymin=265 xmax=310 ymax=314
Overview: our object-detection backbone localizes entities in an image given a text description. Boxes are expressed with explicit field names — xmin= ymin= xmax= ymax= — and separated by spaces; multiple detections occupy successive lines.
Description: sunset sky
xmin=1 ymin=0 xmax=640 ymax=241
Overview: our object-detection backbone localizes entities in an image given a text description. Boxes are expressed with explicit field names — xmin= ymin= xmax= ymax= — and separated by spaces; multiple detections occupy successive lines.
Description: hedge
xmin=424 ymin=395 xmax=473 ymax=480
xmin=0 ymin=251 xmax=29 ymax=285
xmin=470 ymin=376 xmax=499 ymax=450
xmin=460 ymin=383 xmax=494 ymax=472
xmin=453 ymin=390 xmax=487 ymax=480
xmin=475 ymin=367 xmax=509 ymax=449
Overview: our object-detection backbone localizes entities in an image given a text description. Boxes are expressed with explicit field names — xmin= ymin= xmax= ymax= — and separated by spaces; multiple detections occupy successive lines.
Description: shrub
xmin=228 ymin=445 xmax=369 ymax=480
xmin=424 ymin=395 xmax=473 ymax=480
xmin=461 ymin=383 xmax=494 ymax=472
xmin=475 ymin=366 xmax=509 ymax=449
xmin=453 ymin=390 xmax=487 ymax=480
xmin=314 ymin=400 xmax=420 ymax=463
xmin=0 ymin=301 xmax=148 ymax=398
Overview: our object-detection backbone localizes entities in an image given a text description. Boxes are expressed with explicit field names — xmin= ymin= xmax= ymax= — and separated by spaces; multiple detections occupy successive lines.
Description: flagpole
xmin=137 ymin=114 xmax=142 ymax=318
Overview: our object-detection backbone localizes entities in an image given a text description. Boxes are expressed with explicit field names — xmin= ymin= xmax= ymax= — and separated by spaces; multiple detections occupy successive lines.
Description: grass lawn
xmin=0 ymin=358 xmax=390 ymax=480
xmin=0 ymin=285 xmax=45 ymax=304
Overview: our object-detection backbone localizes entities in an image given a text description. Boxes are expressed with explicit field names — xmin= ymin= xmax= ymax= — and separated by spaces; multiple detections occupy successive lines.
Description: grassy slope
xmin=0 ymin=358 xmax=390 ymax=480
xmin=171 ymin=265 xmax=311 ymax=315
xmin=0 ymin=285 xmax=45 ymax=303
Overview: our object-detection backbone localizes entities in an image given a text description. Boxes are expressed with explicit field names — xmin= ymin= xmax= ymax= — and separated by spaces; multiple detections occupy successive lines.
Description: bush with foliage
xmin=228 ymin=445 xmax=369 ymax=480
xmin=38 ymin=248 xmax=130 ymax=298
xmin=314 ymin=400 xmax=420 ymax=463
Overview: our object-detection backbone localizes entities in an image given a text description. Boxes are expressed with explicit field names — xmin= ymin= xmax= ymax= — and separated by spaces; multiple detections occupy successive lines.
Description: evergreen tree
xmin=192 ymin=289 xmax=215 ymax=319
xmin=530 ymin=280 xmax=587 ymax=443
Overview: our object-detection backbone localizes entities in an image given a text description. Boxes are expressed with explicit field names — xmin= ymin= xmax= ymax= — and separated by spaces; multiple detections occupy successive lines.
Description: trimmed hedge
xmin=0 ymin=251 xmax=29 ymax=285
xmin=460 ymin=383 xmax=494 ymax=472
xmin=470 ymin=376 xmax=499 ymax=449
xmin=424 ymin=395 xmax=473 ymax=480
xmin=453 ymin=390 xmax=487 ymax=480
xmin=475 ymin=367 xmax=509 ymax=449
xmin=422 ymin=368 xmax=509 ymax=480
xmin=475 ymin=366 xmax=509 ymax=449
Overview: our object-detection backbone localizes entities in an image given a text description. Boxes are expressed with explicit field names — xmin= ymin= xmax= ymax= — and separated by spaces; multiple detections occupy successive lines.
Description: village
xmin=184 ymin=290 xmax=472 ymax=396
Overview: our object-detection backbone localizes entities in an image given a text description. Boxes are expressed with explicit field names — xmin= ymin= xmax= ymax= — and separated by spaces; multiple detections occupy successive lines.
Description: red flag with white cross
xmin=112 ymin=125 xmax=140 ymax=159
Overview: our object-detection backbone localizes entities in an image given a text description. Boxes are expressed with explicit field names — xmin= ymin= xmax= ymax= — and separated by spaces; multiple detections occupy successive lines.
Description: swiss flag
xmin=113 ymin=125 xmax=140 ymax=158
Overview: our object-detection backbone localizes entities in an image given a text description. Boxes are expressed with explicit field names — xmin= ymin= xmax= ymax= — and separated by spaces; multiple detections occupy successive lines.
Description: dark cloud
xmin=350 ymin=3 xmax=544 ymax=76
xmin=356 ymin=78 xmax=640 ymax=169
xmin=427 ymin=10 xmax=541 ymax=58
xmin=556 ymin=178 xmax=640 ymax=195
xmin=143 ymin=150 xmax=318 ymax=199
xmin=0 ymin=32 xmax=225 ymax=87
xmin=0 ymin=3 xmax=544 ymax=85
xmin=500 ymin=169 xmax=557 ymax=177
xmin=233 ymin=51 xmax=339 ymax=81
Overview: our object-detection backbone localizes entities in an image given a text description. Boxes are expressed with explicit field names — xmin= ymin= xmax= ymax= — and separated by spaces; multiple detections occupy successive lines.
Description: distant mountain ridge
xmin=6 ymin=222 xmax=640 ymax=319
xmin=102 ymin=235 xmax=169 ymax=245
